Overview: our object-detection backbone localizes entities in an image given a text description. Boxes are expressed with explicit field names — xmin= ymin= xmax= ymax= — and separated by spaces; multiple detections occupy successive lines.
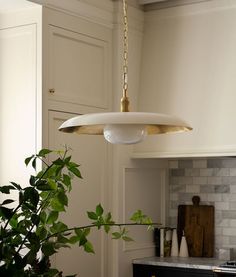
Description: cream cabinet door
xmin=0 ymin=24 xmax=39 ymax=187
xmin=48 ymin=111 xmax=110 ymax=277
xmin=48 ymin=25 xmax=110 ymax=110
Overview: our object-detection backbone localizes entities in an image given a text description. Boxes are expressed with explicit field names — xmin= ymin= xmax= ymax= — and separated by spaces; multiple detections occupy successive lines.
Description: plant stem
xmin=42 ymin=222 xmax=161 ymax=242
xmin=3 ymin=202 xmax=21 ymax=230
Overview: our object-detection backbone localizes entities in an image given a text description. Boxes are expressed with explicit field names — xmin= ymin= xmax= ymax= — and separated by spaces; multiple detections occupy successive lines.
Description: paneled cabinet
xmin=45 ymin=9 xmax=112 ymax=276
xmin=133 ymin=0 xmax=236 ymax=158
xmin=45 ymin=8 xmax=111 ymax=113
xmin=133 ymin=264 xmax=214 ymax=277
xmin=48 ymin=111 xmax=110 ymax=276
xmin=0 ymin=3 xmax=112 ymax=277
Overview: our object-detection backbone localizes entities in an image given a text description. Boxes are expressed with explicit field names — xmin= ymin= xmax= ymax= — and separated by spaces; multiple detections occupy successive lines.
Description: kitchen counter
xmin=133 ymin=256 xmax=226 ymax=270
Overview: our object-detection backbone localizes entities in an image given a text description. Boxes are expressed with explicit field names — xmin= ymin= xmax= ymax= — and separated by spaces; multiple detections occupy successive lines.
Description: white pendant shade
xmin=59 ymin=112 xmax=192 ymax=144
xmin=58 ymin=0 xmax=192 ymax=145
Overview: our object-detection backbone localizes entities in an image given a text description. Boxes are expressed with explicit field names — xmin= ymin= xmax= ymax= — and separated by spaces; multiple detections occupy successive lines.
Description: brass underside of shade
xmin=60 ymin=124 xmax=192 ymax=135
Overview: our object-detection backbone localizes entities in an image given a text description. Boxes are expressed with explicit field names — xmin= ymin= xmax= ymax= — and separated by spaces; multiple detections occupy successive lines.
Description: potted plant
xmin=0 ymin=148 xmax=154 ymax=277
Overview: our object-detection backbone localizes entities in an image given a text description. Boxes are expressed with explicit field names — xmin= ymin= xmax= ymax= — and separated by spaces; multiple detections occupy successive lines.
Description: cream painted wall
xmin=135 ymin=0 xmax=236 ymax=158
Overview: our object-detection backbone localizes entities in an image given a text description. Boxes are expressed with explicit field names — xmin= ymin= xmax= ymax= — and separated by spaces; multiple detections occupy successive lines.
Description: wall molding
xmin=144 ymin=0 xmax=236 ymax=21
xmin=30 ymin=0 xmax=114 ymax=27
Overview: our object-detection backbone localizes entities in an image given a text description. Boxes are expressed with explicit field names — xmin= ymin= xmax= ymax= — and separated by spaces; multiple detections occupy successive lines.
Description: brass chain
xmin=123 ymin=0 xmax=128 ymax=97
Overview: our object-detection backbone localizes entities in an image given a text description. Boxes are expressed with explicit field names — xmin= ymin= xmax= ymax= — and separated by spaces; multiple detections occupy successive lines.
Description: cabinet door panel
xmin=0 ymin=24 xmax=38 ymax=187
xmin=48 ymin=25 xmax=109 ymax=109
xmin=133 ymin=264 xmax=161 ymax=277
xmin=133 ymin=264 xmax=214 ymax=277
xmin=162 ymin=267 xmax=214 ymax=277
xmin=48 ymin=111 xmax=109 ymax=277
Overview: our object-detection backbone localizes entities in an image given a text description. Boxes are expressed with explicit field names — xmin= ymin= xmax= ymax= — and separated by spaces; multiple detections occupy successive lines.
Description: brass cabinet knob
xmin=49 ymin=88 xmax=55 ymax=94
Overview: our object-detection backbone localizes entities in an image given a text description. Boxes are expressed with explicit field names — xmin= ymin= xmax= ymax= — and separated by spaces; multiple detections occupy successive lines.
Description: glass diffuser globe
xmin=103 ymin=124 xmax=147 ymax=144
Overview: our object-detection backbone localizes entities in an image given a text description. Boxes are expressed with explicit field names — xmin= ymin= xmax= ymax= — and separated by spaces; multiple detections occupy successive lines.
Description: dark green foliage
xmin=0 ymin=148 xmax=154 ymax=277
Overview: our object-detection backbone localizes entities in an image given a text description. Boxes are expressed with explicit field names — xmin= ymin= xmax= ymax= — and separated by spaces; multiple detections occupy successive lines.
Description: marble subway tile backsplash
xmin=168 ymin=158 xmax=236 ymax=251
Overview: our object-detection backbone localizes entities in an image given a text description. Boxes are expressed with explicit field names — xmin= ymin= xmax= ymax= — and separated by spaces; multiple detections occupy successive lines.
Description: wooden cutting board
xmin=177 ymin=196 xmax=214 ymax=257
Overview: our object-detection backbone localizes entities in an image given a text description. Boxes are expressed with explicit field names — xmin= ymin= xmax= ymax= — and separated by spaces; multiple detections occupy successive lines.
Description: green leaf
xmin=64 ymin=156 xmax=72 ymax=165
xmin=19 ymin=191 xmax=24 ymax=204
xmin=87 ymin=211 xmax=97 ymax=220
xmin=96 ymin=204 xmax=103 ymax=216
xmin=105 ymin=212 xmax=112 ymax=222
xmin=130 ymin=210 xmax=142 ymax=222
xmin=1 ymin=199 xmax=15 ymax=206
xmin=36 ymin=180 xmax=54 ymax=191
xmin=31 ymin=214 xmax=40 ymax=225
xmin=63 ymin=174 xmax=71 ymax=189
xmin=104 ymin=225 xmax=110 ymax=233
xmin=51 ymin=222 xmax=68 ymax=233
xmin=122 ymin=236 xmax=133 ymax=242
xmin=29 ymin=175 xmax=36 ymax=186
xmin=83 ymin=228 xmax=90 ymax=237
xmin=69 ymin=166 xmax=82 ymax=179
xmin=40 ymin=191 xmax=50 ymax=200
xmin=47 ymin=211 xmax=59 ymax=224
xmin=57 ymin=191 xmax=68 ymax=206
xmin=83 ymin=241 xmax=95 ymax=254
xmin=25 ymin=155 xmax=34 ymax=166
xmin=47 ymin=179 xmax=57 ymax=190
xmin=53 ymin=158 xmax=64 ymax=166
xmin=68 ymin=162 xmax=79 ymax=168
xmin=41 ymin=242 xmax=57 ymax=256
xmin=69 ymin=236 xmax=80 ymax=244
xmin=10 ymin=182 xmax=22 ymax=190
xmin=28 ymin=233 xmax=40 ymax=245
xmin=46 ymin=268 xmax=60 ymax=277
xmin=40 ymin=211 xmax=47 ymax=224
xmin=36 ymin=226 xmax=48 ymax=240
xmin=32 ymin=158 xmax=37 ymax=170
xmin=12 ymin=234 xmax=22 ymax=245
xmin=0 ymin=207 xmax=13 ymax=220
xmin=104 ymin=212 xmax=114 ymax=232
xmin=74 ymin=229 xmax=87 ymax=246
xmin=112 ymin=232 xmax=122 ymax=239
xmin=25 ymin=249 xmax=37 ymax=264
xmin=50 ymin=197 xmax=65 ymax=212
xmin=79 ymin=236 xmax=88 ymax=246
xmin=38 ymin=148 xmax=52 ymax=157
xmin=24 ymin=187 xmax=39 ymax=208
xmin=56 ymin=234 xmax=70 ymax=245
xmin=0 ymin=185 xmax=16 ymax=194
xmin=9 ymin=216 xmax=18 ymax=228
xmin=74 ymin=228 xmax=82 ymax=237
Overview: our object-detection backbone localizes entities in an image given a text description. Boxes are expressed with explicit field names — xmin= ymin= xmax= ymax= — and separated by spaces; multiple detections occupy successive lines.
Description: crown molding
xmin=29 ymin=0 xmax=114 ymax=27
xmin=143 ymin=0 xmax=212 ymax=11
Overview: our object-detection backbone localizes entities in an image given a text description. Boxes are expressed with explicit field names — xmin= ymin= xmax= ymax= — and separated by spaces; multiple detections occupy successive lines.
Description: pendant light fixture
xmin=59 ymin=0 xmax=192 ymax=144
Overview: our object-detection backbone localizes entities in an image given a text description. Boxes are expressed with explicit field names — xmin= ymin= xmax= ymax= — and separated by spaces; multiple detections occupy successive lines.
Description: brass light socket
xmin=120 ymin=95 xmax=130 ymax=112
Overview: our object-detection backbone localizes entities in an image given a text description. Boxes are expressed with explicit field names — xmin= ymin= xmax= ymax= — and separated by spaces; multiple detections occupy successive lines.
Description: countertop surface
xmin=132 ymin=256 xmax=226 ymax=270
